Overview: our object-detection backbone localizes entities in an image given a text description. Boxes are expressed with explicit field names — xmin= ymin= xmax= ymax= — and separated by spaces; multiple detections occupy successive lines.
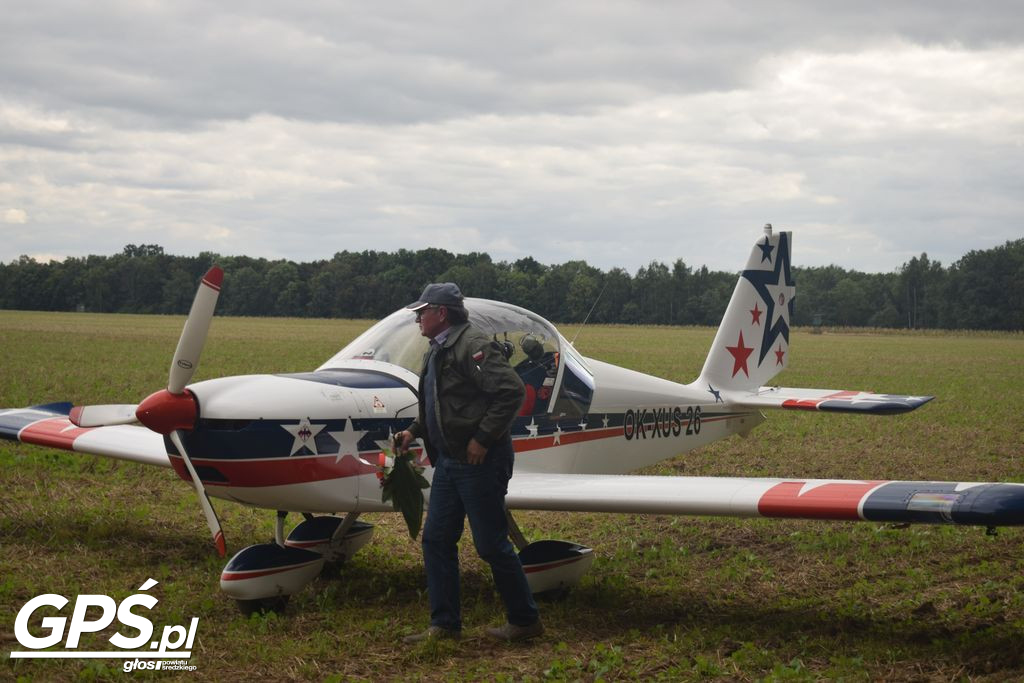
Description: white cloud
xmin=0 ymin=3 xmax=1022 ymax=273
xmin=27 ymin=252 xmax=65 ymax=263
xmin=3 ymin=208 xmax=27 ymax=223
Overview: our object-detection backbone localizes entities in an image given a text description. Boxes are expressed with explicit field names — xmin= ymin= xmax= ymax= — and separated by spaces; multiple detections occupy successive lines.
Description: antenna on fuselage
xmin=569 ymin=280 xmax=609 ymax=346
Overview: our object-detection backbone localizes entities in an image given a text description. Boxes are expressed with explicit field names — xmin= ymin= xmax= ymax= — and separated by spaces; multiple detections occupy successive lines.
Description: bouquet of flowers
xmin=378 ymin=447 xmax=430 ymax=539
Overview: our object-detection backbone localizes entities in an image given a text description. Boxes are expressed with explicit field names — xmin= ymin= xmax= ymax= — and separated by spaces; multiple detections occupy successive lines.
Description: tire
xmin=235 ymin=595 xmax=289 ymax=616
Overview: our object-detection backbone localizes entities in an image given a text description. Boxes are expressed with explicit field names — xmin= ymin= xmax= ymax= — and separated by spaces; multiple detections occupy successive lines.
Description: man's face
xmin=416 ymin=305 xmax=448 ymax=339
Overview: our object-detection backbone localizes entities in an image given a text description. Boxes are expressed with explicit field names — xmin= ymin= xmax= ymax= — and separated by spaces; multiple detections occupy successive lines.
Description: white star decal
xmin=552 ymin=424 xmax=563 ymax=445
xmin=373 ymin=426 xmax=397 ymax=454
xmin=282 ymin=418 xmax=326 ymax=456
xmin=328 ymin=419 xmax=369 ymax=463
xmin=765 ymin=269 xmax=796 ymax=329
xmin=526 ymin=418 xmax=539 ymax=437
xmin=796 ymin=480 xmax=871 ymax=496
xmin=578 ymin=418 xmax=587 ymax=431
xmin=602 ymin=414 xmax=610 ymax=428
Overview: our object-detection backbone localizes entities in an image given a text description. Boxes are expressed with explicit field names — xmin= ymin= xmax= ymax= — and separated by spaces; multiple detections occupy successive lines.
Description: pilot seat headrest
xmin=521 ymin=338 xmax=545 ymax=360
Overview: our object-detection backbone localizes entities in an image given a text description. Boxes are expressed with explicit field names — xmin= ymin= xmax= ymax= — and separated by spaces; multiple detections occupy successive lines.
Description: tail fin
xmin=698 ymin=224 xmax=794 ymax=392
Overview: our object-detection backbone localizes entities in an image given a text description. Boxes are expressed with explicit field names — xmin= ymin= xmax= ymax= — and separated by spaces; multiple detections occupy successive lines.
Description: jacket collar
xmin=439 ymin=322 xmax=471 ymax=349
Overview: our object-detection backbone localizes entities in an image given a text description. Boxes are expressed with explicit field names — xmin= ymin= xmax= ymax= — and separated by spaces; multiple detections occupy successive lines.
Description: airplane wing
xmin=724 ymin=387 xmax=934 ymax=415
xmin=506 ymin=472 xmax=1024 ymax=526
xmin=0 ymin=403 xmax=171 ymax=468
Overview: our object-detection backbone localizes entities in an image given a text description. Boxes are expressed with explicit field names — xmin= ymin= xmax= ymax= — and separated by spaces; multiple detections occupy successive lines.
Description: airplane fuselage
xmin=179 ymin=360 xmax=763 ymax=513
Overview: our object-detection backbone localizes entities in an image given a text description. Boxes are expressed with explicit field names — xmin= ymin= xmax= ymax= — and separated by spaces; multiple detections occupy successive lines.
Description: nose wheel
xmin=222 ymin=512 xmax=375 ymax=615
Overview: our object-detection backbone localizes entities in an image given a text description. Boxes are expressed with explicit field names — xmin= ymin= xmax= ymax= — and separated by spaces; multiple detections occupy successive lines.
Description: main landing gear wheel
xmin=506 ymin=510 xmax=595 ymax=599
xmin=534 ymin=587 xmax=572 ymax=602
xmin=235 ymin=595 xmax=289 ymax=616
xmin=284 ymin=514 xmax=375 ymax=578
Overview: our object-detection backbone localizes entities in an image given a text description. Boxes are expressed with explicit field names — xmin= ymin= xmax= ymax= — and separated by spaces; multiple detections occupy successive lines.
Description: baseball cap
xmin=405 ymin=282 xmax=465 ymax=311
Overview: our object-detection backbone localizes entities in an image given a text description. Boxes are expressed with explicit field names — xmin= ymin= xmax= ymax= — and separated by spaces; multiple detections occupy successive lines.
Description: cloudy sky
xmin=1 ymin=1 xmax=1022 ymax=274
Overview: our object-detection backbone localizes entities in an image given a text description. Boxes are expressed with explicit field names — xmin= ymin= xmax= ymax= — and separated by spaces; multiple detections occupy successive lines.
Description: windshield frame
xmin=319 ymin=298 xmax=562 ymax=376
xmin=317 ymin=297 xmax=595 ymax=418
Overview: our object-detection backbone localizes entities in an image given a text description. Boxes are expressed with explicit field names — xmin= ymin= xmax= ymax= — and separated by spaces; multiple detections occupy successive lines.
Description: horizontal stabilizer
xmin=726 ymin=387 xmax=934 ymax=415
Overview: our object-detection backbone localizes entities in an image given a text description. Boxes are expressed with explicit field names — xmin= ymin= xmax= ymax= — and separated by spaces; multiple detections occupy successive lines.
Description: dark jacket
xmin=409 ymin=322 xmax=525 ymax=464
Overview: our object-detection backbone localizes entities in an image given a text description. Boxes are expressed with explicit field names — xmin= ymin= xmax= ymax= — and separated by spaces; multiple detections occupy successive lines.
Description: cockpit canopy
xmin=318 ymin=298 xmax=594 ymax=417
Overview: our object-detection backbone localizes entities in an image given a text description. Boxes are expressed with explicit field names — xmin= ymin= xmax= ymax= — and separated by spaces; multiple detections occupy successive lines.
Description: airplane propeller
xmin=138 ymin=266 xmax=226 ymax=556
xmin=69 ymin=266 xmax=228 ymax=557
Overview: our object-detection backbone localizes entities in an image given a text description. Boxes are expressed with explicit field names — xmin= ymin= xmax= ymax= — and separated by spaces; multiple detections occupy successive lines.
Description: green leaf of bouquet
xmin=384 ymin=451 xmax=428 ymax=539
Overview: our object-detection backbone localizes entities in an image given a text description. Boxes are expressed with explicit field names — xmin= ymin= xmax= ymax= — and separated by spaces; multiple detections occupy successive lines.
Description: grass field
xmin=2 ymin=311 xmax=1023 ymax=682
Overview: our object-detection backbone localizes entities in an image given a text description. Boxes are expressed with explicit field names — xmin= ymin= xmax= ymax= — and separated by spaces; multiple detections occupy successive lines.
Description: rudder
xmin=698 ymin=224 xmax=795 ymax=392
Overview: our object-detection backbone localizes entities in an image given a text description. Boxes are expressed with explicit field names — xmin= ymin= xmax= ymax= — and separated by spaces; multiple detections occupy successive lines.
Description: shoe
xmin=485 ymin=620 xmax=544 ymax=642
xmin=402 ymin=625 xmax=461 ymax=644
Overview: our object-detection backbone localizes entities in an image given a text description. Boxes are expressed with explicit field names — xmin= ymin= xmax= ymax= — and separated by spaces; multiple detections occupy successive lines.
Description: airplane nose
xmin=136 ymin=389 xmax=199 ymax=434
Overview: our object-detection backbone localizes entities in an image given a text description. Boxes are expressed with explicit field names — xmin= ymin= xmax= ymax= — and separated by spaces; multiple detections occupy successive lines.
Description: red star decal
xmin=726 ymin=331 xmax=754 ymax=377
xmin=750 ymin=302 xmax=762 ymax=325
xmin=775 ymin=343 xmax=785 ymax=366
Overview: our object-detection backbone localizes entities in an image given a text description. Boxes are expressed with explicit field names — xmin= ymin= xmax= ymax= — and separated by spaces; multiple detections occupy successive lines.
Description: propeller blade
xmin=170 ymin=430 xmax=227 ymax=557
xmin=69 ymin=404 xmax=139 ymax=428
xmin=168 ymin=266 xmax=223 ymax=395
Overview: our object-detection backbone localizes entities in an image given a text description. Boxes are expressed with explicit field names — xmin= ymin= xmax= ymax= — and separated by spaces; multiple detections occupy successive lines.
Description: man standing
xmin=395 ymin=282 xmax=542 ymax=643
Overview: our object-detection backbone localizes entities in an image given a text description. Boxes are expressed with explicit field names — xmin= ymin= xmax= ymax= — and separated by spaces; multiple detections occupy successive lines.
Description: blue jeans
xmin=422 ymin=439 xmax=539 ymax=631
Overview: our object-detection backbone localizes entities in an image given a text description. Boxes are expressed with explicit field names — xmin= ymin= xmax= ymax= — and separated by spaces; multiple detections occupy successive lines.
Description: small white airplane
xmin=3 ymin=225 xmax=1021 ymax=614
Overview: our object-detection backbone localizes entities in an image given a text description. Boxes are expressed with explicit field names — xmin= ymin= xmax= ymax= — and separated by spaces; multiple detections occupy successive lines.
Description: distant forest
xmin=1 ymin=239 xmax=1022 ymax=330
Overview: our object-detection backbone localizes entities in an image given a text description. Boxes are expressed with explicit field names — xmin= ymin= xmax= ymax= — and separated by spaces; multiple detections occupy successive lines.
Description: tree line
xmin=1 ymin=239 xmax=1021 ymax=330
